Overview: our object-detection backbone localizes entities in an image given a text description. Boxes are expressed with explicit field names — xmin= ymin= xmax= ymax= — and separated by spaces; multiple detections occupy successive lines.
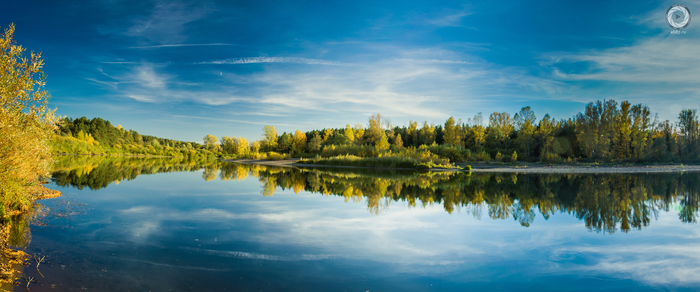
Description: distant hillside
xmin=52 ymin=117 xmax=215 ymax=157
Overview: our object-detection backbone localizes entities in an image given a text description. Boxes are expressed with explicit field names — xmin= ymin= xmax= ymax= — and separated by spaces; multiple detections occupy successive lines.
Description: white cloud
xmin=548 ymin=38 xmax=700 ymax=83
xmin=171 ymin=115 xmax=272 ymax=126
xmin=197 ymin=57 xmax=341 ymax=66
xmin=391 ymin=58 xmax=473 ymax=64
xmin=543 ymin=32 xmax=700 ymax=119
xmin=128 ymin=43 xmax=236 ymax=49
xmin=90 ymin=63 xmax=251 ymax=106
xmin=85 ymin=77 xmax=118 ymax=89
xmin=89 ymin=46 xmax=566 ymax=125
xmin=424 ymin=10 xmax=473 ymax=27
xmin=125 ymin=2 xmax=212 ymax=44
xmin=133 ymin=64 xmax=168 ymax=88
xmin=244 ymin=55 xmax=565 ymax=120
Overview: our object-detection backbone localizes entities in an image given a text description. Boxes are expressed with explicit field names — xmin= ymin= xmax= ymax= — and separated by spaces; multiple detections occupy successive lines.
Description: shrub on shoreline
xmin=301 ymin=155 xmax=455 ymax=169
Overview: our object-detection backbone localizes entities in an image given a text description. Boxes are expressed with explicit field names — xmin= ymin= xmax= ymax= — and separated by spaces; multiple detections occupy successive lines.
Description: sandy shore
xmin=221 ymin=159 xmax=700 ymax=174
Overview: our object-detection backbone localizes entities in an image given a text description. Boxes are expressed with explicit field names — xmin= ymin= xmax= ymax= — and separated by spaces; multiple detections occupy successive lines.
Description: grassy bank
xmin=300 ymin=155 xmax=456 ymax=169
xmin=50 ymin=135 xmax=218 ymax=157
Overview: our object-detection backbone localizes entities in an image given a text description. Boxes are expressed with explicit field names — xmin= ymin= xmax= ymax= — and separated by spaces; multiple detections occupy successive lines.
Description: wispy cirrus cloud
xmin=196 ymin=57 xmax=342 ymax=65
xmin=542 ymin=36 xmax=700 ymax=119
xmin=85 ymin=78 xmax=118 ymax=89
xmin=128 ymin=43 xmax=236 ymax=49
xmin=415 ymin=5 xmax=474 ymax=27
xmin=88 ymin=63 xmax=249 ymax=106
xmin=391 ymin=58 xmax=472 ymax=64
xmin=240 ymin=52 xmax=566 ymax=120
xmin=101 ymin=61 xmax=139 ymax=64
xmin=124 ymin=2 xmax=213 ymax=44
xmin=546 ymin=38 xmax=700 ymax=83
xmin=171 ymin=115 xmax=271 ymax=126
xmin=87 ymin=46 xmax=566 ymax=126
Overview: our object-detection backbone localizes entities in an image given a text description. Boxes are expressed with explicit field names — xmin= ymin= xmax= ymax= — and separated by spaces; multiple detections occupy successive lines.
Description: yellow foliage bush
xmin=0 ymin=24 xmax=57 ymax=215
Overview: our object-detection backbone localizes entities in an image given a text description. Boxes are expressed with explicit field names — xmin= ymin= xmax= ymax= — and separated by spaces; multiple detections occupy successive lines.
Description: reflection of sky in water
xmin=24 ymin=169 xmax=700 ymax=291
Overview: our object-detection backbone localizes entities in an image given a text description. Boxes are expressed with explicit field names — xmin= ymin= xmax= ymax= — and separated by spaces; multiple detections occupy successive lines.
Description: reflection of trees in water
xmin=0 ymin=208 xmax=40 ymax=285
xmin=51 ymin=156 xmax=221 ymax=190
xmin=216 ymin=163 xmax=700 ymax=234
xmin=678 ymin=178 xmax=700 ymax=223
xmin=52 ymin=157 xmax=700 ymax=233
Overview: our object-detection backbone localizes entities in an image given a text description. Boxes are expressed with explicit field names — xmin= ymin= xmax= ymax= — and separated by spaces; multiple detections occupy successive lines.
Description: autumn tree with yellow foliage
xmin=0 ymin=24 xmax=58 ymax=215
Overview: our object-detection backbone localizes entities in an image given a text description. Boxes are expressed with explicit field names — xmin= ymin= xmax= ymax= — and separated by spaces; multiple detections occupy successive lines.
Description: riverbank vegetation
xmin=0 ymin=24 xmax=58 ymax=218
xmin=53 ymin=99 xmax=700 ymax=169
xmin=0 ymin=24 xmax=59 ymax=285
xmin=197 ymin=101 xmax=700 ymax=167
xmin=300 ymin=155 xmax=453 ymax=169
xmin=52 ymin=116 xmax=218 ymax=157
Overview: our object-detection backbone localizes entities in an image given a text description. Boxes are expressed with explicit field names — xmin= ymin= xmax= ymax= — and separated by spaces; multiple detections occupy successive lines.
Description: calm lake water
xmin=11 ymin=156 xmax=700 ymax=291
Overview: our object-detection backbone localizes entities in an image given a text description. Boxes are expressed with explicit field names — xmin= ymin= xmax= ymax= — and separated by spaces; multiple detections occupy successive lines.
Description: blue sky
xmin=3 ymin=0 xmax=699 ymax=142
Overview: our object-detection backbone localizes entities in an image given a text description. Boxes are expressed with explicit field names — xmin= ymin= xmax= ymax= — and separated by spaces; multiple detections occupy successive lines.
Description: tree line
xmin=205 ymin=101 xmax=700 ymax=163
xmin=52 ymin=102 xmax=700 ymax=165
xmin=54 ymin=116 xmax=216 ymax=157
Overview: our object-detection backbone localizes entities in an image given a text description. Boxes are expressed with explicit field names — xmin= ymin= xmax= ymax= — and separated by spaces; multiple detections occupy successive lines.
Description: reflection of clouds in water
xmin=182 ymin=247 xmax=337 ymax=261
xmin=120 ymin=258 xmax=229 ymax=272
xmin=542 ymin=213 xmax=700 ymax=285
xmin=120 ymin=206 xmax=258 ymax=221
xmin=118 ymin=206 xmax=260 ymax=241
xmin=557 ymin=244 xmax=700 ymax=284
xmin=130 ymin=221 xmax=159 ymax=238
xmin=254 ymin=205 xmax=490 ymax=263
xmin=113 ymin=191 xmax=700 ymax=286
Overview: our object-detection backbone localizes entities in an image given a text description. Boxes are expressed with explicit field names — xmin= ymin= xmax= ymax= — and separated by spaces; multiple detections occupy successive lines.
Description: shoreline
xmin=0 ymin=184 xmax=61 ymax=285
xmin=53 ymin=153 xmax=182 ymax=158
xmin=221 ymin=159 xmax=700 ymax=174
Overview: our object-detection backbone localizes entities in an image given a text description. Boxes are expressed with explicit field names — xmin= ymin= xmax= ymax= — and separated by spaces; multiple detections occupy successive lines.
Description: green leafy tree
xmin=353 ymin=123 xmax=365 ymax=145
xmin=616 ymin=101 xmax=632 ymax=158
xmin=322 ymin=128 xmax=334 ymax=143
xmin=489 ymin=112 xmax=514 ymax=148
xmin=365 ymin=113 xmax=384 ymax=145
xmin=308 ymin=132 xmax=323 ymax=152
xmin=262 ymin=125 xmax=278 ymax=152
xmin=278 ymin=132 xmax=292 ymax=153
xmin=376 ymin=131 xmax=390 ymax=151
xmin=677 ymin=109 xmax=699 ymax=159
xmin=221 ymin=136 xmax=236 ymax=154
xmin=630 ymin=104 xmax=651 ymax=160
xmin=407 ymin=120 xmax=418 ymax=146
xmin=515 ymin=106 xmax=536 ymax=159
xmin=419 ymin=122 xmax=436 ymax=145
xmin=537 ymin=114 xmax=557 ymax=155
xmin=470 ymin=113 xmax=486 ymax=151
xmin=444 ymin=116 xmax=460 ymax=146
